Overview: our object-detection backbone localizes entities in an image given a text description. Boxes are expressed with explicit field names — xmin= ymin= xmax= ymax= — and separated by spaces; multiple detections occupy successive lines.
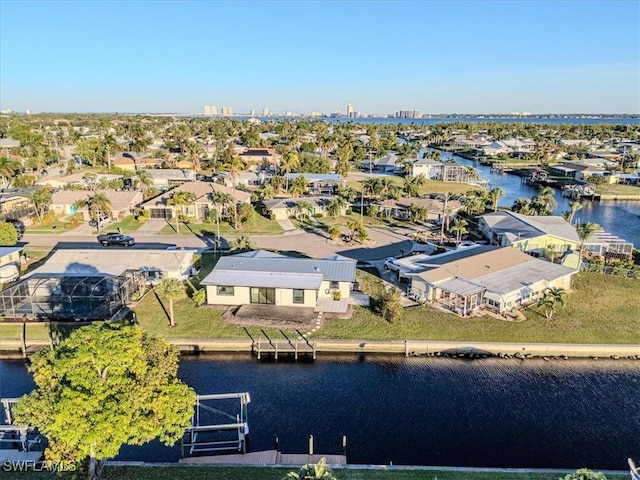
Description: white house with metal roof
xmin=400 ymin=246 xmax=577 ymax=316
xmin=201 ymin=250 xmax=357 ymax=313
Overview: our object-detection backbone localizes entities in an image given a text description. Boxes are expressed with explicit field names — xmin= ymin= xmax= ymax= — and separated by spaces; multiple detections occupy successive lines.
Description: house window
xmin=329 ymin=281 xmax=339 ymax=290
xmin=217 ymin=286 xmax=235 ymax=296
xmin=293 ymin=289 xmax=304 ymax=304
xmin=251 ymin=287 xmax=275 ymax=304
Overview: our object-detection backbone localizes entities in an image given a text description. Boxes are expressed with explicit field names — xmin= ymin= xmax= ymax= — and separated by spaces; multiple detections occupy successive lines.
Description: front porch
xmin=434 ymin=278 xmax=486 ymax=317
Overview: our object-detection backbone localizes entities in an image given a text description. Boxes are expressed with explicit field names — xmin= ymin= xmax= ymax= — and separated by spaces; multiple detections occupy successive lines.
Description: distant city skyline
xmin=1 ymin=1 xmax=638 ymax=114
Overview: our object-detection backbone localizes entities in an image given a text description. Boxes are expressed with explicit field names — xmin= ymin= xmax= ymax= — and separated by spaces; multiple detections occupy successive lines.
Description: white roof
xmin=27 ymin=249 xmax=195 ymax=277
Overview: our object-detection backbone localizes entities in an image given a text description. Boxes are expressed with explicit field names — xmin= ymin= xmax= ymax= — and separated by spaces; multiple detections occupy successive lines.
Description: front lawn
xmin=24 ymin=217 xmax=76 ymax=234
xmin=100 ymin=215 xmax=145 ymax=233
xmin=159 ymin=212 xmax=283 ymax=236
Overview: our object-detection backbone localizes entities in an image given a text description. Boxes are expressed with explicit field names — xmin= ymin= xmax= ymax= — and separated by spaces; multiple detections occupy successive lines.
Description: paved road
xmin=20 ymin=226 xmax=413 ymax=261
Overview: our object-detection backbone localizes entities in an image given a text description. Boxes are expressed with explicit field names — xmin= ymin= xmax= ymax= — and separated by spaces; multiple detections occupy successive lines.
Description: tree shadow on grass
xmin=153 ymin=290 xmax=172 ymax=326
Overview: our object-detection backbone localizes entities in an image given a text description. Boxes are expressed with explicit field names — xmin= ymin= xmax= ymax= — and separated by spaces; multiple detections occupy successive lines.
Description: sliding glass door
xmin=250 ymin=287 xmax=275 ymax=304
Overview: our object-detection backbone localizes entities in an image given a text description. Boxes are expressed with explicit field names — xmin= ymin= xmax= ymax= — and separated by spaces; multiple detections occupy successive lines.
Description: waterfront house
xmin=0 ymin=245 xmax=23 ymax=284
xmin=261 ymin=196 xmax=347 ymax=220
xmin=478 ymin=211 xmax=633 ymax=262
xmin=410 ymin=158 xmax=442 ymax=179
xmin=141 ymin=181 xmax=250 ymax=221
xmin=283 ymin=173 xmax=344 ymax=195
xmin=401 ymin=246 xmax=577 ymax=316
xmin=201 ymin=250 xmax=356 ymax=313
xmin=371 ymin=196 xmax=464 ymax=222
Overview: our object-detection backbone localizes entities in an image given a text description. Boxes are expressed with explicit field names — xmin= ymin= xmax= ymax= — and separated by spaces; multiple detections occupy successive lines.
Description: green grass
xmin=159 ymin=212 xmax=283 ymax=236
xmin=595 ymin=183 xmax=640 ymax=196
xmin=100 ymin=215 xmax=145 ymax=233
xmin=1 ymin=465 xmax=627 ymax=480
xmin=318 ymin=271 xmax=640 ymax=344
xmin=24 ymin=218 xmax=76 ymax=234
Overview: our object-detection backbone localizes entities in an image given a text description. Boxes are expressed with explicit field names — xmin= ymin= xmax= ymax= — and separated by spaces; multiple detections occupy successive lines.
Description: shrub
xmin=559 ymin=469 xmax=608 ymax=480
xmin=136 ymin=215 xmax=149 ymax=223
xmin=0 ymin=222 xmax=18 ymax=246
xmin=41 ymin=211 xmax=56 ymax=225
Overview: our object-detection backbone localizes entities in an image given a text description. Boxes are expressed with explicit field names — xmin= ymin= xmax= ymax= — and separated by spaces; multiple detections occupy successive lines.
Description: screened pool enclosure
xmin=0 ymin=270 xmax=146 ymax=321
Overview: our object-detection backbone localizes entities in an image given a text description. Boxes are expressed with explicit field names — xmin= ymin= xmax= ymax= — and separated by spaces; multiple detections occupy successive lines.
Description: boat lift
xmin=181 ymin=393 xmax=250 ymax=457
xmin=0 ymin=398 xmax=44 ymax=462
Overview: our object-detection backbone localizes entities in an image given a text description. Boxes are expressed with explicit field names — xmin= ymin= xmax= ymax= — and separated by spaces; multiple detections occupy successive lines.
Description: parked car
xmin=383 ymin=257 xmax=401 ymax=273
xmin=5 ymin=219 xmax=25 ymax=239
xmin=97 ymin=233 xmax=135 ymax=247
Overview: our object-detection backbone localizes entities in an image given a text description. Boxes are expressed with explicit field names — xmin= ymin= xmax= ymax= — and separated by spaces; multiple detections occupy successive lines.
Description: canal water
xmin=2 ymin=356 xmax=638 ymax=470
xmin=441 ymin=151 xmax=640 ymax=246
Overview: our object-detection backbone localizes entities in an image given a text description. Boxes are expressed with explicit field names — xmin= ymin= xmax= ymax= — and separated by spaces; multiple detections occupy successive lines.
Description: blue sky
xmin=1 ymin=0 xmax=638 ymax=114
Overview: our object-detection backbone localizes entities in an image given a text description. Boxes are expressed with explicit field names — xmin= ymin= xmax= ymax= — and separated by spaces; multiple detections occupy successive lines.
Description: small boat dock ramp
xmin=562 ymin=184 xmax=601 ymax=201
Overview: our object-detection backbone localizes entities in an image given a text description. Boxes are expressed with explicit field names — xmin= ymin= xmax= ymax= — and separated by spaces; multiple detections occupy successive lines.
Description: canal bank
xmin=2 ymin=337 xmax=640 ymax=359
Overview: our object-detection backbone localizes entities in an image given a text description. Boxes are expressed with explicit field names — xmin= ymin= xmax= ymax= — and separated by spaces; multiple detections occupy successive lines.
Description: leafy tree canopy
xmin=0 ymin=222 xmax=19 ymax=246
xmin=14 ymin=323 xmax=196 ymax=480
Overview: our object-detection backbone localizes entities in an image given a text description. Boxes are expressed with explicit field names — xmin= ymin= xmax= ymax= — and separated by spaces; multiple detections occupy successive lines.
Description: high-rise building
xmin=250 ymin=109 xmax=256 ymax=116
xmin=204 ymin=106 xmax=211 ymax=115
xmin=203 ymin=105 xmax=218 ymax=115
xmin=263 ymin=107 xmax=270 ymax=116
xmin=210 ymin=105 xmax=217 ymax=115
xmin=396 ymin=110 xmax=422 ymax=119
xmin=221 ymin=106 xmax=233 ymax=116
xmin=347 ymin=102 xmax=354 ymax=118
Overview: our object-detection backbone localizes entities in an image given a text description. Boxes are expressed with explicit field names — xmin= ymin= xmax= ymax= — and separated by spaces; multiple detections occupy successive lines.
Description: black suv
xmin=97 ymin=233 xmax=136 ymax=247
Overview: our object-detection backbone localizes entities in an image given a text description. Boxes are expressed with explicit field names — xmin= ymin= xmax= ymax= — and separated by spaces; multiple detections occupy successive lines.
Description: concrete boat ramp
xmin=179 ymin=449 xmax=346 ymax=466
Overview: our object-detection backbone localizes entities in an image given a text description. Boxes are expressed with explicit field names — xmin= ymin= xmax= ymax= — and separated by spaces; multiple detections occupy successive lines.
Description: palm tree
xmin=449 ymin=217 xmax=469 ymax=244
xmin=537 ymin=287 xmax=565 ymax=322
xmin=0 ymin=157 xmax=21 ymax=187
xmin=75 ymin=192 xmax=112 ymax=231
xmin=210 ymin=191 xmax=233 ymax=240
xmin=327 ymin=225 xmax=340 ymax=241
xmin=230 ymin=234 xmax=256 ymax=251
xmin=155 ymin=278 xmax=185 ymax=328
xmin=512 ymin=198 xmax=533 ymax=215
xmin=576 ymin=222 xmax=601 ymax=262
xmin=285 ymin=457 xmax=337 ymax=480
xmin=326 ymin=197 xmax=347 ymax=218
xmin=227 ymin=156 xmax=246 ymax=227
xmin=535 ymin=186 xmax=557 ymax=213
xmin=290 ymin=176 xmax=307 ymax=198
xmin=136 ymin=169 xmax=154 ymax=196
xmin=168 ymin=191 xmax=196 ymax=233
xmin=270 ymin=174 xmax=285 ymax=192
xmin=279 ymin=151 xmax=299 ymax=191
xmin=295 ymin=200 xmax=313 ymax=220
xmin=564 ymin=201 xmax=583 ymax=224
xmin=488 ymin=187 xmax=504 ymax=212
xmin=439 ymin=193 xmax=451 ymax=244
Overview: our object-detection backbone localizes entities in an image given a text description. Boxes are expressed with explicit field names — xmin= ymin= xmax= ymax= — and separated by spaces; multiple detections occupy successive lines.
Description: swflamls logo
xmin=2 ymin=460 xmax=77 ymax=472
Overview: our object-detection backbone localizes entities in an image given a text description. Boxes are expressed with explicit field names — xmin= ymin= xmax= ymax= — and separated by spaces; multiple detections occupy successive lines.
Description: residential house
xmin=146 ymin=169 xmax=197 ymax=190
xmin=26 ymin=248 xmax=198 ymax=284
xmin=372 ymin=196 xmax=464 ymax=222
xmin=50 ymin=189 xmax=143 ymax=220
xmin=283 ymin=173 xmax=344 ymax=195
xmin=401 ymin=246 xmax=577 ymax=316
xmin=360 ymin=154 xmax=400 ymax=174
xmin=221 ymin=171 xmax=270 ymax=188
xmin=141 ymin=181 xmax=250 ymax=221
xmin=481 ymin=141 xmax=513 ymax=157
xmin=410 ymin=158 xmax=442 ymax=179
xmin=201 ymin=250 xmax=357 ymax=313
xmin=478 ymin=210 xmax=633 ymax=262
xmin=261 ymin=196 xmax=347 ymax=220
xmin=0 ymin=188 xmax=33 ymax=219
xmin=238 ymin=148 xmax=282 ymax=171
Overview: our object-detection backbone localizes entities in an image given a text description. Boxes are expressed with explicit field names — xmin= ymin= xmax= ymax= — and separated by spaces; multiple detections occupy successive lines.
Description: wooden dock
xmin=179 ymin=449 xmax=346 ymax=466
xmin=256 ymin=338 xmax=316 ymax=360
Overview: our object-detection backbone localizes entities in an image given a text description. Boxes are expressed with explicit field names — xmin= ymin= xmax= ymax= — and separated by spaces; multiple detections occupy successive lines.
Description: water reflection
xmin=3 ymin=357 xmax=637 ymax=469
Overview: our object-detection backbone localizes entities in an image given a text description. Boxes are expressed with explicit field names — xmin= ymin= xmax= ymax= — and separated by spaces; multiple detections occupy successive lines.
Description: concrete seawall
xmin=2 ymin=338 xmax=639 ymax=359
xmin=598 ymin=194 xmax=640 ymax=200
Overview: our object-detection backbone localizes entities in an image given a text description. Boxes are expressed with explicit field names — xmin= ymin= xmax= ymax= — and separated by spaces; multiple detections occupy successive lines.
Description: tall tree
xmin=576 ymin=222 xmax=601 ymax=262
xmin=537 ymin=287 xmax=565 ymax=322
xmin=13 ymin=323 xmax=195 ymax=480
xmin=449 ymin=217 xmax=469 ymax=244
xmin=75 ymin=192 xmax=112 ymax=231
xmin=564 ymin=201 xmax=583 ymax=224
xmin=279 ymin=151 xmax=299 ymax=191
xmin=326 ymin=197 xmax=347 ymax=218
xmin=0 ymin=156 xmax=21 ymax=187
xmin=155 ymin=278 xmax=186 ymax=327
xmin=295 ymin=200 xmax=313 ymax=220
xmin=488 ymin=187 xmax=504 ymax=212
xmin=168 ymin=191 xmax=196 ymax=233
xmin=30 ymin=186 xmax=53 ymax=223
